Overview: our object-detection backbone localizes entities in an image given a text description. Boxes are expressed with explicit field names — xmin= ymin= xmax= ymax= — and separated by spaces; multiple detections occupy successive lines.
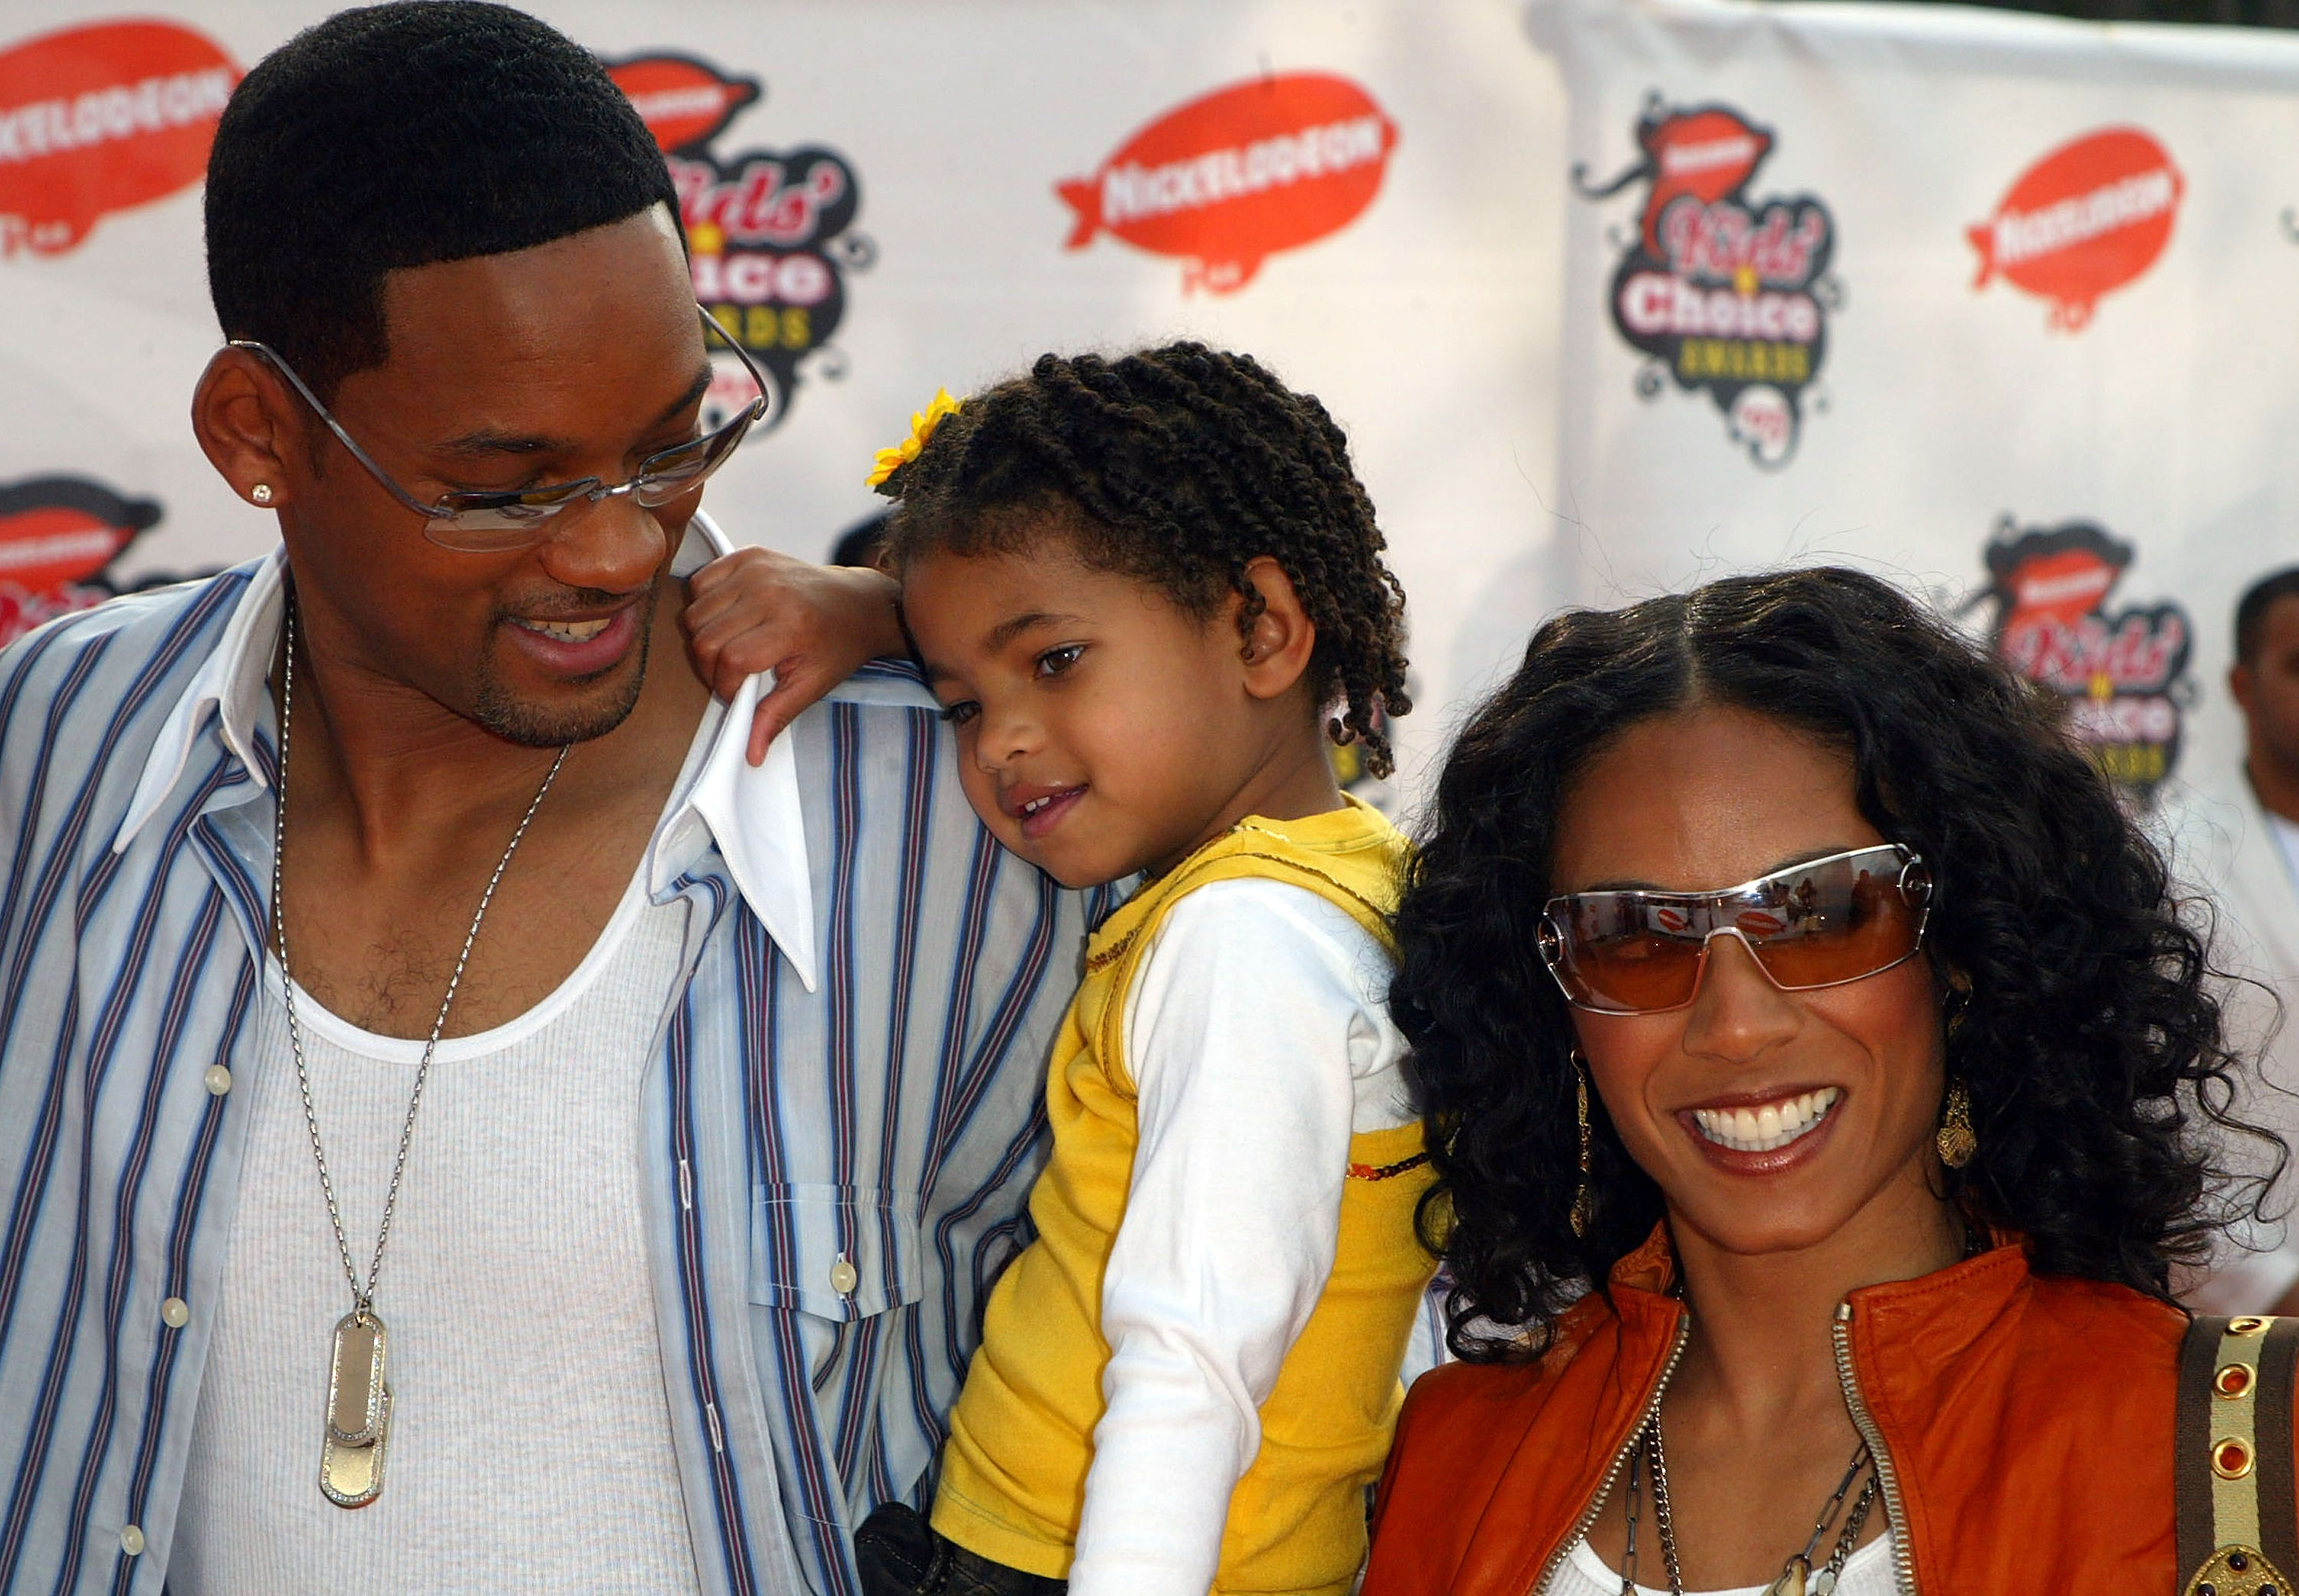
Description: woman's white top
xmin=1546 ymin=1529 xmax=1900 ymax=1596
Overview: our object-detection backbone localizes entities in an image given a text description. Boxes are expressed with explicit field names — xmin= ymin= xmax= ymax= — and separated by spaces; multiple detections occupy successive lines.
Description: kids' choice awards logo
xmin=606 ymin=54 xmax=871 ymax=435
xmin=1969 ymin=517 xmax=2193 ymax=801
xmin=1575 ymin=97 xmax=1838 ymax=469
xmin=1968 ymin=128 xmax=2183 ymax=331
xmin=1057 ymin=73 xmax=1398 ymax=294
xmin=0 ymin=475 xmax=165 ymax=648
xmin=0 ymin=19 xmax=240 ymax=258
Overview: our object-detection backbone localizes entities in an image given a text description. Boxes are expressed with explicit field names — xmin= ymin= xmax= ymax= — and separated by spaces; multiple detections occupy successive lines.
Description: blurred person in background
xmin=2166 ymin=564 xmax=2299 ymax=1316
xmin=2228 ymin=565 xmax=2299 ymax=1030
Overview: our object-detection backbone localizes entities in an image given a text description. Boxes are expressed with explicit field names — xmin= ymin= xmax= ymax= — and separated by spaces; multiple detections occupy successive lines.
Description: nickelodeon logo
xmin=1979 ymin=168 xmax=2176 ymax=272
xmin=0 ymin=66 xmax=232 ymax=165
xmin=1658 ymin=134 xmax=1760 ymax=179
xmin=1969 ymin=127 xmax=2183 ymax=331
xmin=1058 ymin=72 xmax=1399 ymax=294
xmin=1094 ymin=114 xmax=1389 ymax=229
xmin=0 ymin=20 xmax=241 ymax=257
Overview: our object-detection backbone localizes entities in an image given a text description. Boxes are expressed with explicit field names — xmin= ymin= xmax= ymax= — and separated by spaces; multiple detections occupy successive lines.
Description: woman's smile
xmin=1684 ymin=1084 xmax=1842 ymax=1155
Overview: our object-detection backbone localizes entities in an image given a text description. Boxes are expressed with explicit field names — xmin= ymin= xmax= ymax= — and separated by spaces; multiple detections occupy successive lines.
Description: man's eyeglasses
xmin=1536 ymin=844 xmax=1934 ymax=1015
xmin=230 ymin=304 xmax=770 ymax=553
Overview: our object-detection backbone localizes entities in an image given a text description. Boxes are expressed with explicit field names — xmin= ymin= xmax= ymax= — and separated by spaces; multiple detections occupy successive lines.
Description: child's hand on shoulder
xmin=683 ymin=547 xmax=903 ymax=765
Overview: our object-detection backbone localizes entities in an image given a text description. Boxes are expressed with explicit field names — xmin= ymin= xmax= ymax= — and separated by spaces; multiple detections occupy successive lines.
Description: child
xmin=844 ymin=343 xmax=1435 ymax=1596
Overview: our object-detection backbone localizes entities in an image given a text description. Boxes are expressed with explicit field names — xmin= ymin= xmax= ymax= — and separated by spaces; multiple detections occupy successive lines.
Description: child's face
xmin=902 ymin=536 xmax=1268 ymax=888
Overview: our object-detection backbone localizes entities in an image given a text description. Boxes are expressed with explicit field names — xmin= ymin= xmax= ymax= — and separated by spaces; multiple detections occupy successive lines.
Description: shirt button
xmin=160 ymin=1297 xmax=189 ymax=1329
xmin=120 ymin=1525 xmax=146 ymax=1555
xmin=828 ymin=1257 xmax=858 ymax=1296
xmin=202 ymin=1064 xmax=232 ymax=1096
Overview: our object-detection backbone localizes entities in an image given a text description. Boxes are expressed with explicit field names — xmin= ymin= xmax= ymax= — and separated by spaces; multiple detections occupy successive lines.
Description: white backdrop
xmin=6 ymin=0 xmax=2299 ymax=806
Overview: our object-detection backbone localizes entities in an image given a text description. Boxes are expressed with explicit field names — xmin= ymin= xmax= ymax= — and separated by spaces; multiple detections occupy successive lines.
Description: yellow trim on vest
xmin=932 ymin=800 xmax=1437 ymax=1594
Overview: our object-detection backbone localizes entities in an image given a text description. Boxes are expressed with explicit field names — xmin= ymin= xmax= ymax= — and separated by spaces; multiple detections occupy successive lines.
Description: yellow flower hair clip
xmin=866 ymin=388 xmax=963 ymax=493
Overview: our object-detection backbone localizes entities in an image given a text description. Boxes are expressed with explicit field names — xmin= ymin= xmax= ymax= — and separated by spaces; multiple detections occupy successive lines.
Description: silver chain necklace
xmin=1621 ymin=1414 xmax=1878 ymax=1596
xmin=271 ymin=597 xmax=567 ymax=1509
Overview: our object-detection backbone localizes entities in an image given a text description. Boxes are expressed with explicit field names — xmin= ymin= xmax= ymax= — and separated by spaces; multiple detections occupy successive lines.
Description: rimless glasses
xmin=230 ymin=304 xmax=769 ymax=554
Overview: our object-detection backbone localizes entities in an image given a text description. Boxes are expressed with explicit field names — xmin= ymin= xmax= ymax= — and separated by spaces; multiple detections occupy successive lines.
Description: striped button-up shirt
xmin=0 ymin=529 xmax=1113 ymax=1596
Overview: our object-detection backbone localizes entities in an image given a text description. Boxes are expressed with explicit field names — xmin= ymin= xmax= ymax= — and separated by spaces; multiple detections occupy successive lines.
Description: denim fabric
xmin=854 ymin=1505 xmax=1067 ymax=1596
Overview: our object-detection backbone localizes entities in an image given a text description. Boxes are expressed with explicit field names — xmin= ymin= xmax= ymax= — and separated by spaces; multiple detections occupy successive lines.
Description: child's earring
xmin=1569 ymin=1050 xmax=1595 ymax=1237
xmin=251 ymin=483 xmax=274 ymax=505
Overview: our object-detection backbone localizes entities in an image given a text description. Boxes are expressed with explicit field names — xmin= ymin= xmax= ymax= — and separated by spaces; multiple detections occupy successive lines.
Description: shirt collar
xmin=113 ymin=511 xmax=820 ymax=994
xmin=113 ymin=549 xmax=286 ymax=853
xmin=650 ymin=512 xmax=819 ymax=992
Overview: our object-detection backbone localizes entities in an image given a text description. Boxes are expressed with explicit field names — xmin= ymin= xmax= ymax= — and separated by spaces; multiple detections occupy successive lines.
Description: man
xmin=0 ymin=8 xmax=1106 ymax=1592
xmin=2171 ymin=565 xmax=2299 ymax=1313
xmin=2228 ymin=567 xmax=2299 ymax=980
xmin=2228 ymin=568 xmax=2299 ymax=1311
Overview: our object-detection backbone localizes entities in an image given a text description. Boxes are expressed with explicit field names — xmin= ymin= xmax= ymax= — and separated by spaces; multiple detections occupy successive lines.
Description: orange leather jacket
xmin=1363 ymin=1227 xmax=2258 ymax=1594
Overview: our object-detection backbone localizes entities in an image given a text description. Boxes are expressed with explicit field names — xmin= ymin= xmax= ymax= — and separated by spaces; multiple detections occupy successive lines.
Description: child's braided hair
xmin=877 ymin=342 xmax=1412 ymax=777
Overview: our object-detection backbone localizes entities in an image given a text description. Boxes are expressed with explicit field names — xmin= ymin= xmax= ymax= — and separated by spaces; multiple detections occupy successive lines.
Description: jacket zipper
xmin=1527 ymin=1313 xmax=1692 ymax=1596
xmin=1832 ymin=1300 xmax=1917 ymax=1596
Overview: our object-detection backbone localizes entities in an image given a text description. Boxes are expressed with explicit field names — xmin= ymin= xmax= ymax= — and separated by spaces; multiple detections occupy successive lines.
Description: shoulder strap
xmin=2177 ymin=1313 xmax=2299 ymax=1595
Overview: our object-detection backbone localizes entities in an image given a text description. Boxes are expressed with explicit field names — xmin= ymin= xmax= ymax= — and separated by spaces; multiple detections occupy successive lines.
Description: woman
xmin=1363 ymin=567 xmax=2281 ymax=1593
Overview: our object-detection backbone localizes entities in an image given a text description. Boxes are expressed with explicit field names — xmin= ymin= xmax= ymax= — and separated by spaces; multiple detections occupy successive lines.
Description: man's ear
xmin=191 ymin=347 xmax=304 ymax=511
xmin=2232 ymin=658 xmax=2256 ymax=718
xmin=1235 ymin=555 xmax=1318 ymax=703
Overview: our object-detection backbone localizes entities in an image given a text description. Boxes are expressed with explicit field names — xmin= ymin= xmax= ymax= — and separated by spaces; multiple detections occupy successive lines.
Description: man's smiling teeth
xmin=517 ymin=617 xmax=612 ymax=644
xmin=1691 ymin=1087 xmax=1841 ymax=1153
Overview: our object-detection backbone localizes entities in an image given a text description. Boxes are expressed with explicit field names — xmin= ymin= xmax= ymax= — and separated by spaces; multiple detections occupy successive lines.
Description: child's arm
xmin=682 ymin=546 xmax=904 ymax=765
xmin=1069 ymin=881 xmax=1411 ymax=1596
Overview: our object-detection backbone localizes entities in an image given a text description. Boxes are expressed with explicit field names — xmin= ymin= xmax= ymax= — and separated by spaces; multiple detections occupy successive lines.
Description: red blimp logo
xmin=1632 ymin=107 xmax=1771 ymax=256
xmin=1057 ymin=72 xmax=1398 ymax=294
xmin=1968 ymin=128 xmax=2182 ymax=332
xmin=0 ymin=474 xmax=162 ymax=647
xmin=0 ymin=19 xmax=241 ymax=258
xmin=604 ymin=54 xmax=757 ymax=156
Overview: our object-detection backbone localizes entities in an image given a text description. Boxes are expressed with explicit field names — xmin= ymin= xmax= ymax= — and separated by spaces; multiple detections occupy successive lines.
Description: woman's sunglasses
xmin=1536 ymin=844 xmax=1933 ymax=1015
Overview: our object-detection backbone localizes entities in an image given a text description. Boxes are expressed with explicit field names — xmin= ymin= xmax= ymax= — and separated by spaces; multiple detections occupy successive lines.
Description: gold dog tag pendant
xmin=320 ymin=1310 xmax=392 ymax=1509
xmin=320 ymin=1383 xmax=391 ymax=1508
xmin=326 ymin=1310 xmax=388 ymax=1444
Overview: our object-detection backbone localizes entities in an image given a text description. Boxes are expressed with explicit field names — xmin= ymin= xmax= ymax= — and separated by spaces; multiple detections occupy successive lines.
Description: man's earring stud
xmin=251 ymin=483 xmax=274 ymax=505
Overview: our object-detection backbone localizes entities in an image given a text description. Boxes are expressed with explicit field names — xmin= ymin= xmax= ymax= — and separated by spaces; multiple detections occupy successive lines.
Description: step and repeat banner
xmin=1537 ymin=0 xmax=2299 ymax=820
xmin=4 ymin=0 xmax=2298 ymax=808
xmin=0 ymin=0 xmax=1566 ymax=798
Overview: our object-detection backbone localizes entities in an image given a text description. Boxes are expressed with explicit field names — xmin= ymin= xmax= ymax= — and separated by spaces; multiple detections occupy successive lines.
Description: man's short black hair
xmin=205 ymin=2 xmax=679 ymax=400
xmin=2236 ymin=565 xmax=2299 ymax=667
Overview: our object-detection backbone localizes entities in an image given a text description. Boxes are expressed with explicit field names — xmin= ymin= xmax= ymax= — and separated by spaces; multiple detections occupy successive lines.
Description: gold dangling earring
xmin=1937 ymin=1077 xmax=1978 ymax=1171
xmin=1569 ymin=1050 xmax=1596 ymax=1237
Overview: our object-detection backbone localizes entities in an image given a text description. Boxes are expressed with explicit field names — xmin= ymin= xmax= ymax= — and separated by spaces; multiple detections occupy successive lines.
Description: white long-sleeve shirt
xmin=1064 ymin=877 xmax=1415 ymax=1596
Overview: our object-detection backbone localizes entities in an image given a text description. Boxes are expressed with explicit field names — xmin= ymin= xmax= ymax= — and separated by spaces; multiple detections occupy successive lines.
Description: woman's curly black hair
xmin=876 ymin=342 xmax=1412 ymax=775
xmin=1392 ymin=565 xmax=2276 ymax=1361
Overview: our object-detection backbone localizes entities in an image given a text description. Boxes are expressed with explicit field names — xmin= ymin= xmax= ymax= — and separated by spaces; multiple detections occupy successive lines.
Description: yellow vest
xmin=933 ymin=800 xmax=1438 ymax=1594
